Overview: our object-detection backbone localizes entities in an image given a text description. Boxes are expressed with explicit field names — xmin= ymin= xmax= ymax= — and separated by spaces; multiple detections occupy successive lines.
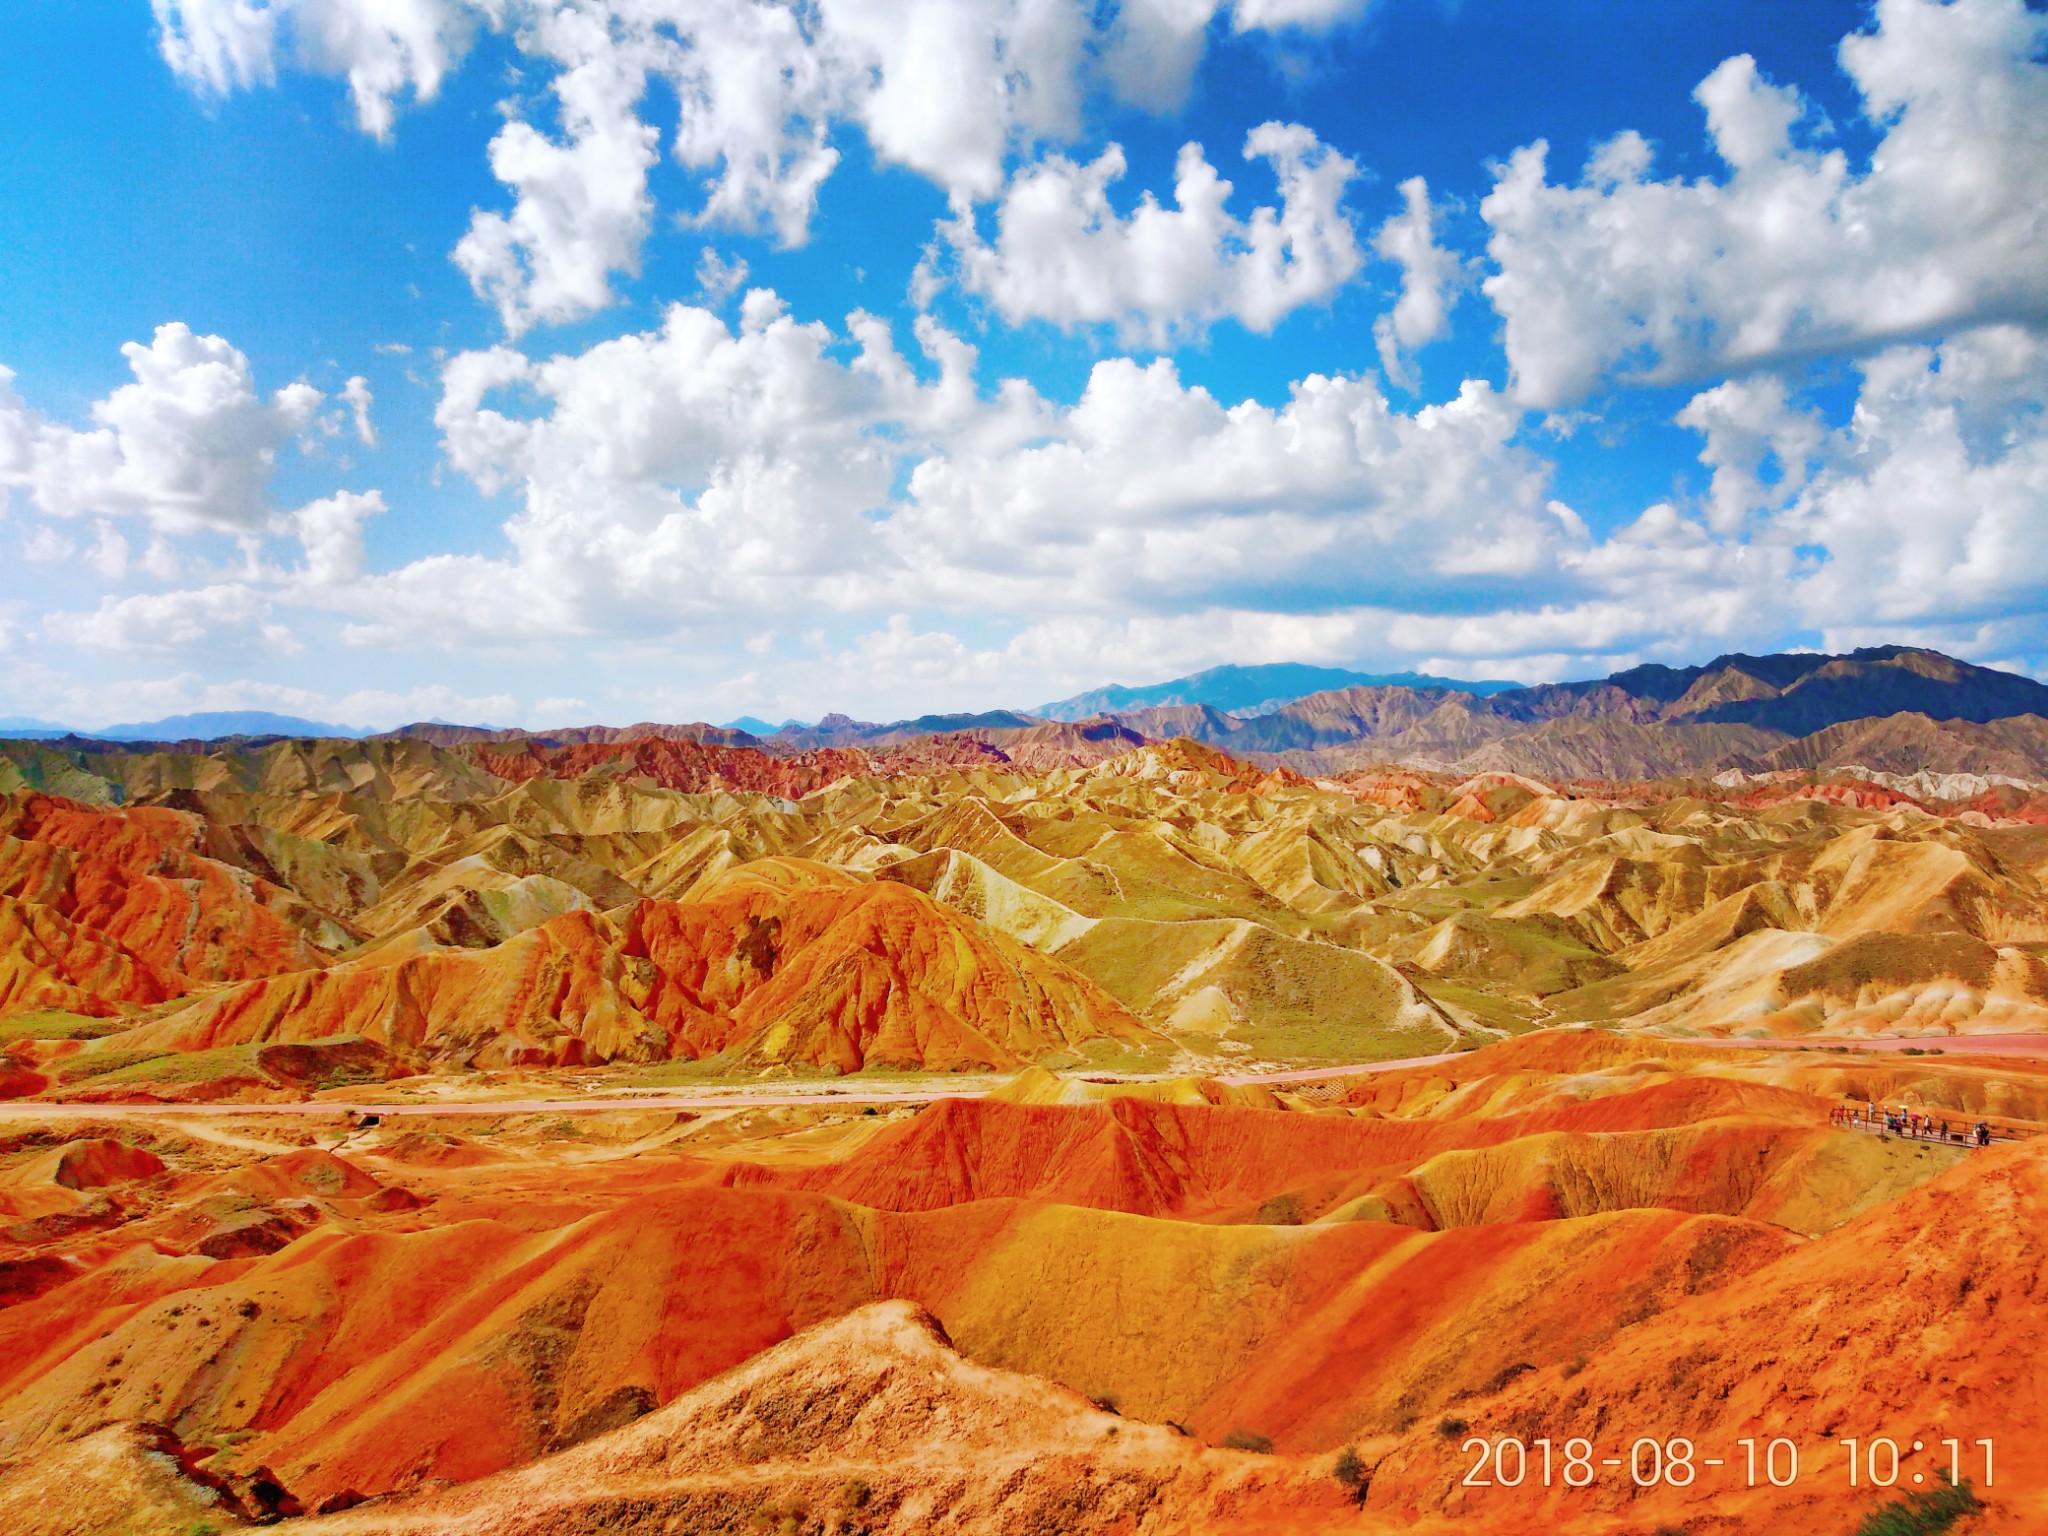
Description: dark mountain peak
xmin=1034 ymin=662 xmax=1522 ymax=722
xmin=1677 ymin=648 xmax=2048 ymax=734
xmin=1594 ymin=661 xmax=1714 ymax=703
xmin=810 ymin=713 xmax=873 ymax=733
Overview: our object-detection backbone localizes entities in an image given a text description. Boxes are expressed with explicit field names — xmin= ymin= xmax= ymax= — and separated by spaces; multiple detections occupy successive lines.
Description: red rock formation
xmin=0 ymin=794 xmax=337 ymax=1015
xmin=622 ymin=879 xmax=1152 ymax=1071
xmin=470 ymin=738 xmax=873 ymax=797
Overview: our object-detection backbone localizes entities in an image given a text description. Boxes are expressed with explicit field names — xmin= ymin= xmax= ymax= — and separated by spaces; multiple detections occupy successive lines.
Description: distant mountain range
xmin=1032 ymin=663 xmax=1524 ymax=720
xmin=368 ymin=647 xmax=2048 ymax=780
xmin=0 ymin=716 xmax=74 ymax=741
xmin=1152 ymin=645 xmax=2048 ymax=778
xmin=0 ymin=710 xmax=367 ymax=743
xmin=12 ymin=648 xmax=2048 ymax=780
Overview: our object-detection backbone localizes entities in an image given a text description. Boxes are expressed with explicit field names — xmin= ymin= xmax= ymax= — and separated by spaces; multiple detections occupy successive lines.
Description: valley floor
xmin=0 ymin=1029 xmax=2040 ymax=1536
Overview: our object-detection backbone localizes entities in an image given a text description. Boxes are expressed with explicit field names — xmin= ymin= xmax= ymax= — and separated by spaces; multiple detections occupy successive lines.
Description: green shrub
xmin=1221 ymin=1428 xmax=1274 ymax=1453
xmin=1853 ymin=1479 xmax=1981 ymax=1536
xmin=1333 ymin=1446 xmax=1367 ymax=1505
xmin=1437 ymin=1416 xmax=1469 ymax=1439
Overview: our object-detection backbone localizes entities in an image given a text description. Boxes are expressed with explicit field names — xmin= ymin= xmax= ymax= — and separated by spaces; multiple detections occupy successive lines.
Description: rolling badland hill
xmin=2 ymin=644 xmax=2048 ymax=1535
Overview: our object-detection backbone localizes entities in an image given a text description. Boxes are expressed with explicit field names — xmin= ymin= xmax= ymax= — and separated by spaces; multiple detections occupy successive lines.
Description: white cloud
xmin=1386 ymin=323 xmax=2048 ymax=672
xmin=152 ymin=0 xmax=473 ymax=138
xmin=0 ymin=323 xmax=322 ymax=536
xmin=1100 ymin=0 xmax=1219 ymax=115
xmin=45 ymin=583 xmax=293 ymax=655
xmin=291 ymin=0 xmax=475 ymax=138
xmin=820 ymin=0 xmax=1087 ymax=203
xmin=320 ymin=294 xmax=1559 ymax=655
xmin=1229 ymin=0 xmax=1371 ymax=28
xmin=1481 ymin=0 xmax=2048 ymax=407
xmin=22 ymin=527 xmax=74 ymax=565
xmin=453 ymin=8 xmax=660 ymax=336
xmin=937 ymin=122 xmax=1362 ymax=342
xmin=291 ymin=488 xmax=386 ymax=584
xmin=1371 ymin=176 xmax=1458 ymax=389
xmin=1673 ymin=374 xmax=1824 ymax=535
xmin=1786 ymin=326 xmax=2048 ymax=635
xmin=87 ymin=524 xmax=132 ymax=580
xmin=154 ymin=1 xmax=1393 ymax=339
xmin=1099 ymin=0 xmax=1372 ymax=114
xmin=150 ymin=0 xmax=281 ymax=97
xmin=141 ymin=536 xmax=185 ymax=584
xmin=888 ymin=359 xmax=1560 ymax=616
xmin=15 ymin=299 xmax=2047 ymax=718
xmin=359 ymin=295 xmax=985 ymax=642
xmin=665 ymin=0 xmax=841 ymax=244
xmin=694 ymin=246 xmax=750 ymax=303
xmin=340 ymin=375 xmax=376 ymax=446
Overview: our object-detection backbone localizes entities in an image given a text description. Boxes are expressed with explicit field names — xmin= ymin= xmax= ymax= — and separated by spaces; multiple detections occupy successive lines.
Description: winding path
xmin=0 ymin=1031 xmax=2041 ymax=1122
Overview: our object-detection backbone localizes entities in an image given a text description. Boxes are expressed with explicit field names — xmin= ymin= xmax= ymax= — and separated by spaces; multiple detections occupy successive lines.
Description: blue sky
xmin=1 ymin=0 xmax=2044 ymax=729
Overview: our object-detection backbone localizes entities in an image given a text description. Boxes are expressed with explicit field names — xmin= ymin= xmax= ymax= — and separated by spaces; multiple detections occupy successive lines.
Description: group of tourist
xmin=1830 ymin=1102 xmax=1994 ymax=1146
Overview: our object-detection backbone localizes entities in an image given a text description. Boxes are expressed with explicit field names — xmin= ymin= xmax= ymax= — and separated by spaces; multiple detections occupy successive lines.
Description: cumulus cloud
xmin=453 ymin=8 xmax=660 ymax=336
xmin=291 ymin=488 xmax=386 ymax=584
xmin=19 ymin=300 xmax=2048 ymax=715
xmin=888 ymin=359 xmax=1560 ymax=615
xmin=299 ymin=292 xmax=1557 ymax=665
xmin=0 ymin=323 xmax=322 ymax=536
xmin=661 ymin=3 xmax=838 ymax=243
xmin=1385 ymin=323 xmax=2048 ymax=671
xmin=1784 ymin=326 xmax=2048 ymax=636
xmin=936 ymin=123 xmax=1362 ymax=342
xmin=0 ymin=327 xmax=400 ymax=675
xmin=348 ymin=295 xmax=992 ymax=642
xmin=152 ymin=0 xmax=473 ymax=138
xmin=45 ymin=583 xmax=295 ymax=655
xmin=1481 ymin=0 xmax=2048 ymax=407
xmin=1673 ymin=375 xmax=1824 ymax=535
xmin=821 ymin=0 xmax=1087 ymax=203
xmin=345 ymin=303 xmax=2048 ymax=692
xmin=155 ymin=1 xmax=1389 ymax=338
xmin=1371 ymin=175 xmax=1458 ymax=389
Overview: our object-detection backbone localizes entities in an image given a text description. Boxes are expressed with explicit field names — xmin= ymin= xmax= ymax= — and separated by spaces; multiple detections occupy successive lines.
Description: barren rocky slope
xmin=0 ymin=1030 xmax=2038 ymax=1533
xmin=0 ymin=714 xmax=2045 ymax=1534
xmin=6 ymin=727 xmax=2048 ymax=1088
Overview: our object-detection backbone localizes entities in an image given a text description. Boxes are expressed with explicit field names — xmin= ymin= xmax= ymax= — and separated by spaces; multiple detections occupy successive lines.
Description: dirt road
xmin=2 ymin=1031 xmax=2042 ymax=1121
